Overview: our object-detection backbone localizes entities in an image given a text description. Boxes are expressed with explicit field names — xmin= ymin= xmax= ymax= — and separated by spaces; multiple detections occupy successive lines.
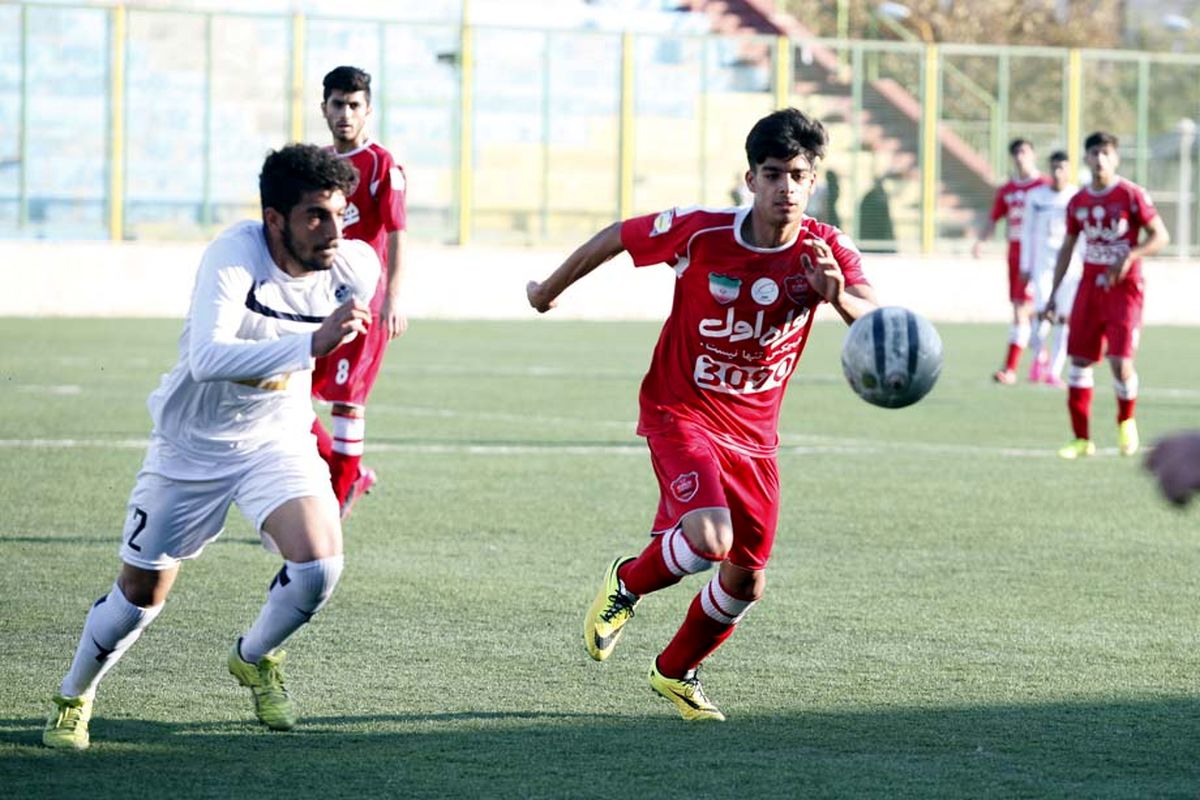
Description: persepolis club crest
xmin=671 ymin=471 xmax=699 ymax=502
xmin=784 ymin=273 xmax=810 ymax=304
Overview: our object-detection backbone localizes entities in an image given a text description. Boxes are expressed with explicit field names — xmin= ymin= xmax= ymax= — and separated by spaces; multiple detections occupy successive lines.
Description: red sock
xmin=656 ymin=592 xmax=737 ymax=678
xmin=329 ymin=452 xmax=361 ymax=505
xmin=1068 ymin=386 xmax=1093 ymax=440
xmin=619 ymin=536 xmax=684 ymax=597
xmin=312 ymin=418 xmax=334 ymax=462
xmin=619 ymin=526 xmax=720 ymax=597
xmin=1004 ymin=343 xmax=1023 ymax=372
xmin=1117 ymin=397 xmax=1136 ymax=423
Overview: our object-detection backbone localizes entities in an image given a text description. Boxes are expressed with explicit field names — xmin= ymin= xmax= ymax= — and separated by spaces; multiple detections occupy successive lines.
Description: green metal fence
xmin=3 ymin=1 xmax=1200 ymax=254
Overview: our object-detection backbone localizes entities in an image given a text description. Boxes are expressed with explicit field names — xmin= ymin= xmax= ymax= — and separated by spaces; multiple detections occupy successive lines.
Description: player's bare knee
xmin=331 ymin=402 xmax=364 ymax=419
xmin=719 ymin=562 xmax=765 ymax=601
xmin=117 ymin=563 xmax=177 ymax=608
xmin=1108 ymin=356 xmax=1134 ymax=382
xmin=680 ymin=509 xmax=734 ymax=560
xmin=263 ymin=496 xmax=343 ymax=561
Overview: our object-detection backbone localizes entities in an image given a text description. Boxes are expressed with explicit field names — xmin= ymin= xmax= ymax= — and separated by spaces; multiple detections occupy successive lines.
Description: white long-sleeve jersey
xmin=144 ymin=220 xmax=379 ymax=478
xmin=1020 ymin=183 xmax=1083 ymax=285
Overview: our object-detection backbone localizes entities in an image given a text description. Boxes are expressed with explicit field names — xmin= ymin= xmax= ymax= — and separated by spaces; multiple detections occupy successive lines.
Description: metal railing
xmin=2 ymin=0 xmax=1199 ymax=255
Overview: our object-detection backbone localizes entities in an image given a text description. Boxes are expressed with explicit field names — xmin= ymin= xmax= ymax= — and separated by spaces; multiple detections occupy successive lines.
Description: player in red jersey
xmin=310 ymin=66 xmax=408 ymax=518
xmin=1044 ymin=131 xmax=1169 ymax=459
xmin=973 ymin=139 xmax=1050 ymax=385
xmin=527 ymin=108 xmax=878 ymax=721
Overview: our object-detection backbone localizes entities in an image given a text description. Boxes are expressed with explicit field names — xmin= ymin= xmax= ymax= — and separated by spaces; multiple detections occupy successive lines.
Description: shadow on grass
xmin=3 ymin=698 xmax=1199 ymax=798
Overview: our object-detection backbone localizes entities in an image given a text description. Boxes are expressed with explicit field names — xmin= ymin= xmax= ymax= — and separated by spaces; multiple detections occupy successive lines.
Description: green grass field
xmin=2 ymin=317 xmax=1199 ymax=798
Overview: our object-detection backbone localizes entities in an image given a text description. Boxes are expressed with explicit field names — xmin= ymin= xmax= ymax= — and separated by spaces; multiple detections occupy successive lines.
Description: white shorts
xmin=1031 ymin=267 xmax=1055 ymax=310
xmin=119 ymin=442 xmax=336 ymax=570
xmin=1052 ymin=272 xmax=1080 ymax=320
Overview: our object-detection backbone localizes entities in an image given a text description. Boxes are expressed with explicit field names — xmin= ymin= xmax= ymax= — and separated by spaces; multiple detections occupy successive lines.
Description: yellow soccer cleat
xmin=649 ymin=662 xmax=725 ymax=722
xmin=43 ymin=693 xmax=93 ymax=750
xmin=1057 ymin=438 xmax=1096 ymax=460
xmin=583 ymin=557 xmax=638 ymax=661
xmin=1118 ymin=418 xmax=1140 ymax=457
xmin=228 ymin=641 xmax=296 ymax=731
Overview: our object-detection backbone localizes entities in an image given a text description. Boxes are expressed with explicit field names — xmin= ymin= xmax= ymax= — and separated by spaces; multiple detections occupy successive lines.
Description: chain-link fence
xmin=3 ymin=2 xmax=1199 ymax=254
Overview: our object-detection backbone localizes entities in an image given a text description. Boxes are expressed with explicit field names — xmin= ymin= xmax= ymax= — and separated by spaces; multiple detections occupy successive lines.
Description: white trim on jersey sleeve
xmin=188 ymin=259 xmax=314 ymax=383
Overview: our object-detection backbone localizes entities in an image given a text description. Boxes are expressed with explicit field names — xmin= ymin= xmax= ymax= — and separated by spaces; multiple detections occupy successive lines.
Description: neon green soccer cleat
xmin=1118 ymin=418 xmax=1139 ymax=456
xmin=228 ymin=642 xmax=296 ymax=731
xmin=1057 ymin=438 xmax=1096 ymax=460
xmin=583 ymin=557 xmax=638 ymax=661
xmin=649 ymin=662 xmax=725 ymax=722
xmin=43 ymin=694 xmax=94 ymax=750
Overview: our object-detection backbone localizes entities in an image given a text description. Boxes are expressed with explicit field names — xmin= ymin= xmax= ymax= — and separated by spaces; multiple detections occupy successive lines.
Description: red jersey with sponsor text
xmin=326 ymin=140 xmax=407 ymax=311
xmin=1065 ymin=178 xmax=1158 ymax=287
xmin=622 ymin=205 xmax=869 ymax=458
xmin=990 ymin=174 xmax=1048 ymax=243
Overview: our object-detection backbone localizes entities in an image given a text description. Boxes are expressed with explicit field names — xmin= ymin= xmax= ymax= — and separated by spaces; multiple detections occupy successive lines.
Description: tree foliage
xmin=782 ymin=0 xmax=1126 ymax=48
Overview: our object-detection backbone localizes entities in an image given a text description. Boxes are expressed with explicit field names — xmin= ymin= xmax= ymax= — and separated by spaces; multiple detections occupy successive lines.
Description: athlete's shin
xmin=620 ymin=524 xmax=723 ymax=597
xmin=657 ymin=573 xmax=757 ymax=678
xmin=329 ymin=408 xmax=365 ymax=503
xmin=60 ymin=583 xmax=164 ymax=699
xmin=1114 ymin=372 xmax=1138 ymax=422
xmin=240 ymin=555 xmax=344 ymax=663
xmin=1067 ymin=364 xmax=1095 ymax=440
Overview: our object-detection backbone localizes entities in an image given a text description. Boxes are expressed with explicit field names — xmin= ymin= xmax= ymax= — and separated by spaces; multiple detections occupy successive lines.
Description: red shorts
xmin=311 ymin=315 xmax=390 ymax=406
xmin=646 ymin=423 xmax=780 ymax=572
xmin=1067 ymin=272 xmax=1144 ymax=362
xmin=1007 ymin=243 xmax=1033 ymax=304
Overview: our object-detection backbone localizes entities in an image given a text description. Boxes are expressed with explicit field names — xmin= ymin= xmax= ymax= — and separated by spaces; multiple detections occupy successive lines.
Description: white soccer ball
xmin=841 ymin=306 xmax=943 ymax=409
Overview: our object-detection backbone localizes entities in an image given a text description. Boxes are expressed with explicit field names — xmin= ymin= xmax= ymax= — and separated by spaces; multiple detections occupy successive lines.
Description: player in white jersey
xmin=43 ymin=144 xmax=378 ymax=750
xmin=1021 ymin=150 xmax=1082 ymax=388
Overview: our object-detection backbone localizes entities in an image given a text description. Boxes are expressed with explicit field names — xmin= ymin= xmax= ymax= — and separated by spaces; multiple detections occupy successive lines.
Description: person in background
xmin=973 ymin=138 xmax=1049 ymax=385
xmin=1043 ymin=131 xmax=1169 ymax=459
xmin=1146 ymin=431 xmax=1200 ymax=506
xmin=310 ymin=65 xmax=409 ymax=519
xmin=1020 ymin=150 xmax=1082 ymax=388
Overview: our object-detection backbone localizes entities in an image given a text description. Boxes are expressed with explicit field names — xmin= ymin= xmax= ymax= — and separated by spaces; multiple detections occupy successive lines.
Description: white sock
xmin=1114 ymin=372 xmax=1139 ymax=400
xmin=331 ymin=410 xmax=365 ymax=457
xmin=239 ymin=556 xmax=344 ymax=664
xmin=660 ymin=525 xmax=720 ymax=579
xmin=1010 ymin=320 xmax=1031 ymax=347
xmin=1068 ymin=364 xmax=1094 ymax=389
xmin=1028 ymin=319 xmax=1050 ymax=365
xmin=1050 ymin=324 xmax=1069 ymax=377
xmin=699 ymin=574 xmax=756 ymax=625
xmin=60 ymin=583 xmax=163 ymax=699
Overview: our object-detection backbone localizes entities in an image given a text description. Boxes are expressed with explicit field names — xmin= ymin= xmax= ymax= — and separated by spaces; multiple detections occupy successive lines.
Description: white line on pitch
xmin=0 ymin=437 xmax=1085 ymax=458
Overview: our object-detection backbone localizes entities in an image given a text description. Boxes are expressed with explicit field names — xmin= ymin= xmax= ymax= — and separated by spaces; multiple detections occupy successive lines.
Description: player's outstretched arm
xmin=527 ymin=221 xmax=625 ymax=313
xmin=1146 ymin=430 xmax=1200 ymax=506
xmin=801 ymin=237 xmax=878 ymax=324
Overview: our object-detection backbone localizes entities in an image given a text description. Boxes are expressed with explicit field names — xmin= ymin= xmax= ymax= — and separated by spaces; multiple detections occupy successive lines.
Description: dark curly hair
xmin=745 ymin=107 xmax=828 ymax=170
xmin=323 ymin=65 xmax=372 ymax=103
xmin=259 ymin=143 xmax=358 ymax=217
xmin=1084 ymin=131 xmax=1119 ymax=151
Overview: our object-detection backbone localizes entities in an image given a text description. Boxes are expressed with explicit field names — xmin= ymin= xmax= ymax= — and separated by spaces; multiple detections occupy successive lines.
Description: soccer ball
xmin=841 ymin=306 xmax=943 ymax=409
